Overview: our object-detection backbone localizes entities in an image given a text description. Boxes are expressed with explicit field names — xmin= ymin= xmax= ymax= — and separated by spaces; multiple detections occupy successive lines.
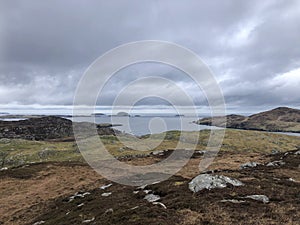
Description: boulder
xmin=189 ymin=174 xmax=244 ymax=193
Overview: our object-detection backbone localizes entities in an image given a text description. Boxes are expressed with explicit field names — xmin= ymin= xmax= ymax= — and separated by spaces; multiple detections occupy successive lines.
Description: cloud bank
xmin=0 ymin=0 xmax=299 ymax=110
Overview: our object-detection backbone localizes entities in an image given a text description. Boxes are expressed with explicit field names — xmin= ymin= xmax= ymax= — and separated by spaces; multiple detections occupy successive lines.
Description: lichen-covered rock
xmin=189 ymin=174 xmax=244 ymax=193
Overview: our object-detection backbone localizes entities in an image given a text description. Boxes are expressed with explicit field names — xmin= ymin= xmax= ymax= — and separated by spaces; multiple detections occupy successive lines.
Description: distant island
xmin=91 ymin=113 xmax=106 ymax=116
xmin=116 ymin=111 xmax=130 ymax=117
xmin=195 ymin=107 xmax=300 ymax=133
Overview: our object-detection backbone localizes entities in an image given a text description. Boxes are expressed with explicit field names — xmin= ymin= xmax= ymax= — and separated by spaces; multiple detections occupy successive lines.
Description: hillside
xmin=196 ymin=107 xmax=300 ymax=132
xmin=0 ymin=116 xmax=120 ymax=141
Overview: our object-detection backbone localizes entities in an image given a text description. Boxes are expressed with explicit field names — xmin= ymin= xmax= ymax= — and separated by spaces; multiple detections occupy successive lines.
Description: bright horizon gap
xmin=0 ymin=104 xmax=299 ymax=116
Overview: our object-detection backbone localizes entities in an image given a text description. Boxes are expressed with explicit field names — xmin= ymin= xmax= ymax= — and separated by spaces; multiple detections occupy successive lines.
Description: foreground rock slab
xmin=189 ymin=174 xmax=244 ymax=193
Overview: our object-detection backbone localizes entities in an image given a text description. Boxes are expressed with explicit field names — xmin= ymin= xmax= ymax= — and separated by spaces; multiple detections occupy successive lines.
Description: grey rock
xmin=101 ymin=192 xmax=112 ymax=197
xmin=68 ymin=192 xmax=90 ymax=202
xmin=266 ymin=160 xmax=285 ymax=167
xmin=240 ymin=162 xmax=260 ymax=169
xmin=100 ymin=183 xmax=112 ymax=190
xmin=271 ymin=149 xmax=280 ymax=155
xmin=244 ymin=195 xmax=269 ymax=204
xmin=32 ymin=221 xmax=45 ymax=225
xmin=144 ymin=194 xmax=161 ymax=202
xmin=143 ymin=190 xmax=152 ymax=194
xmin=153 ymin=202 xmax=167 ymax=209
xmin=151 ymin=150 xmax=165 ymax=156
xmin=82 ymin=217 xmax=95 ymax=223
xmin=0 ymin=138 xmax=10 ymax=144
xmin=137 ymin=184 xmax=147 ymax=190
xmin=295 ymin=150 xmax=300 ymax=155
xmin=104 ymin=208 xmax=114 ymax=214
xmin=189 ymin=174 xmax=244 ymax=193
xmin=220 ymin=199 xmax=246 ymax=203
xmin=195 ymin=150 xmax=207 ymax=155
xmin=77 ymin=203 xmax=85 ymax=208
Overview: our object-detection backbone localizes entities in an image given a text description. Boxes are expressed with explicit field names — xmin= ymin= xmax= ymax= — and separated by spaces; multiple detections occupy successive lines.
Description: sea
xmin=72 ymin=115 xmax=221 ymax=136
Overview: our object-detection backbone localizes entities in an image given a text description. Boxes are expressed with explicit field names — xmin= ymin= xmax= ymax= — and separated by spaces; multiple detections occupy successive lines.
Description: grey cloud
xmin=0 ymin=0 xmax=299 ymax=109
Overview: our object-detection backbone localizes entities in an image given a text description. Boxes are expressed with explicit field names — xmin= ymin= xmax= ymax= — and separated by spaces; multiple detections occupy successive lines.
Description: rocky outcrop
xmin=0 ymin=116 xmax=120 ymax=141
xmin=188 ymin=174 xmax=244 ymax=193
xmin=196 ymin=107 xmax=300 ymax=132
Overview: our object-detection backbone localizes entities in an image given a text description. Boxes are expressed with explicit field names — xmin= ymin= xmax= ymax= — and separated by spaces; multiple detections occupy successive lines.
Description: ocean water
xmin=72 ymin=116 xmax=220 ymax=136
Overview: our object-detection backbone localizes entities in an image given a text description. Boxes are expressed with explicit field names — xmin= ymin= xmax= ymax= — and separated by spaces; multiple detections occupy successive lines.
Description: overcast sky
xmin=0 ymin=0 xmax=299 ymax=113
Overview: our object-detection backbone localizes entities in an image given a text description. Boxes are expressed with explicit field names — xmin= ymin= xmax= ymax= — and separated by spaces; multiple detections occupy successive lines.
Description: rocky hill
xmin=0 ymin=116 xmax=120 ymax=141
xmin=196 ymin=107 xmax=300 ymax=132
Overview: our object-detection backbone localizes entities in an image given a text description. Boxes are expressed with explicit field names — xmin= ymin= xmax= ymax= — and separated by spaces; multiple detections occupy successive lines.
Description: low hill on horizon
xmin=196 ymin=107 xmax=300 ymax=133
xmin=0 ymin=116 xmax=120 ymax=141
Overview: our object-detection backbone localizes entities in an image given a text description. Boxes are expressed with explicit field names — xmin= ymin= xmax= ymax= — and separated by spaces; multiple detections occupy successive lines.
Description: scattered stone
xmin=137 ymin=184 xmax=147 ymax=190
xmin=295 ymin=150 xmax=300 ymax=155
xmin=104 ymin=208 xmax=114 ymax=214
xmin=101 ymin=192 xmax=112 ymax=197
xmin=288 ymin=178 xmax=296 ymax=182
xmin=77 ymin=203 xmax=85 ymax=208
xmin=151 ymin=150 xmax=165 ymax=156
xmin=189 ymin=174 xmax=244 ymax=193
xmin=0 ymin=138 xmax=10 ymax=144
xmin=68 ymin=192 xmax=90 ymax=202
xmin=32 ymin=221 xmax=45 ymax=225
xmin=271 ymin=149 xmax=280 ymax=155
xmin=144 ymin=194 xmax=161 ymax=203
xmin=82 ymin=217 xmax=95 ymax=223
xmin=240 ymin=162 xmax=260 ymax=169
xmin=143 ymin=190 xmax=152 ymax=194
xmin=244 ymin=195 xmax=269 ymax=204
xmin=220 ymin=199 xmax=246 ymax=203
xmin=130 ymin=206 xmax=139 ymax=210
xmin=100 ymin=184 xmax=112 ymax=190
xmin=266 ymin=160 xmax=285 ymax=167
xmin=153 ymin=202 xmax=167 ymax=209
xmin=133 ymin=191 xmax=139 ymax=194
xmin=0 ymin=167 xmax=8 ymax=171
xmin=195 ymin=150 xmax=206 ymax=154
xmin=151 ymin=181 xmax=160 ymax=185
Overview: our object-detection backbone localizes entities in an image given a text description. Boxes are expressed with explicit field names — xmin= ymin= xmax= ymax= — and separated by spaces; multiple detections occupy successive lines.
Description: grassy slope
xmin=1 ymin=129 xmax=299 ymax=168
